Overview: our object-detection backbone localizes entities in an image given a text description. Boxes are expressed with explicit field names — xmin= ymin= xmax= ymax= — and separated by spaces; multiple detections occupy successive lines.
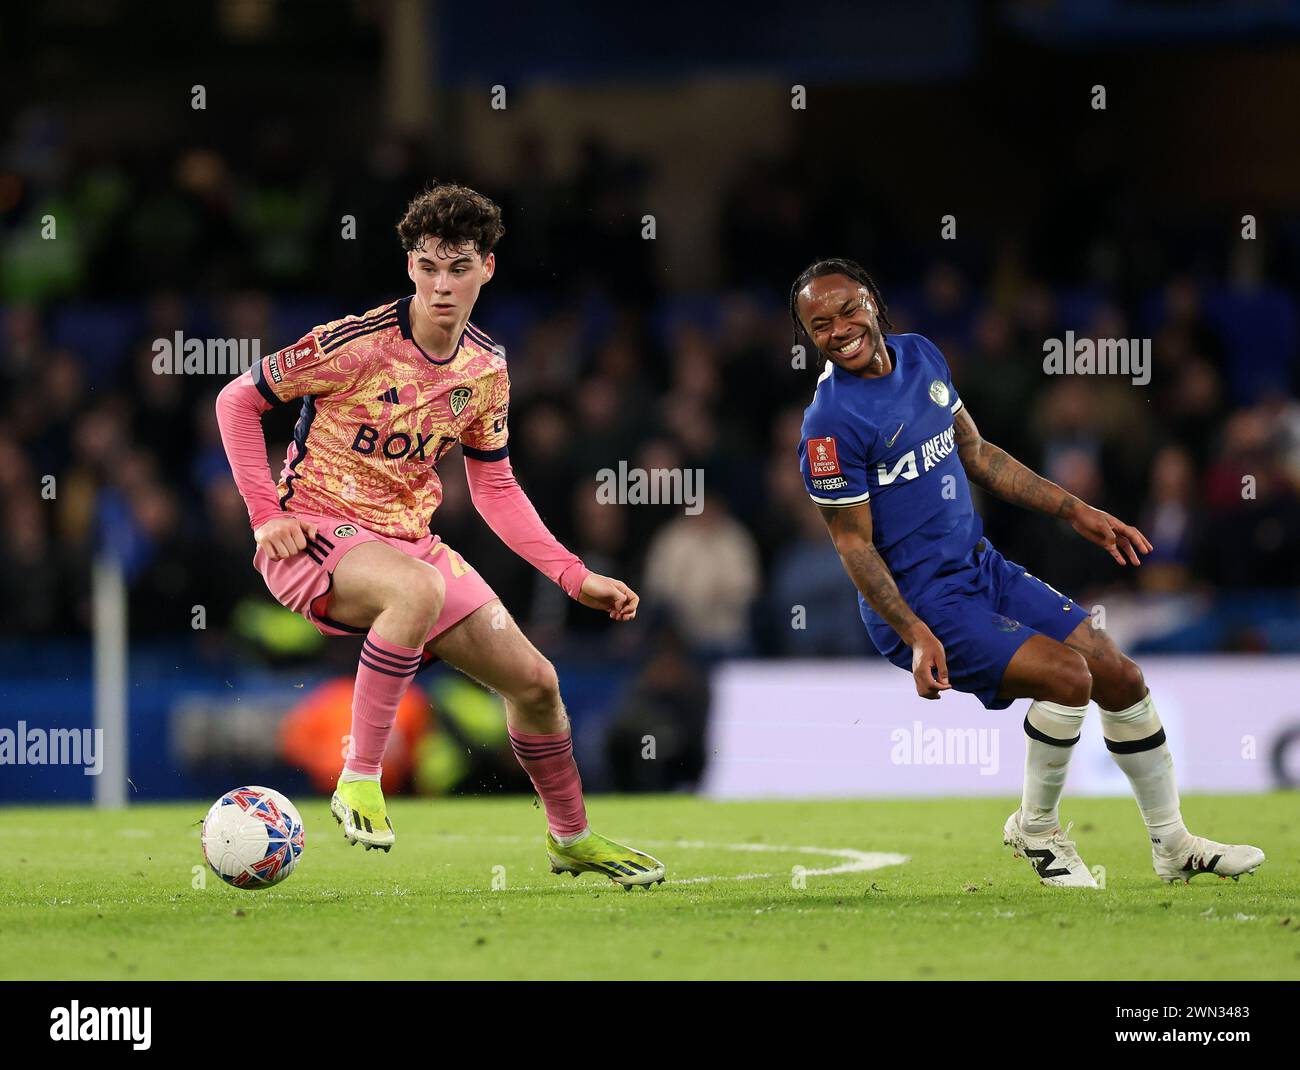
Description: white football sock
xmin=1100 ymin=690 xmax=1191 ymax=856
xmin=1019 ymin=700 xmax=1088 ymax=834
xmin=339 ymin=767 xmax=381 ymax=784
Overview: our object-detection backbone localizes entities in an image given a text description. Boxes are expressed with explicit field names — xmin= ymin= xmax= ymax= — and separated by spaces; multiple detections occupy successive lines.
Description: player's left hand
xmin=578 ymin=574 xmax=640 ymax=621
xmin=1069 ymin=504 xmax=1153 ymax=566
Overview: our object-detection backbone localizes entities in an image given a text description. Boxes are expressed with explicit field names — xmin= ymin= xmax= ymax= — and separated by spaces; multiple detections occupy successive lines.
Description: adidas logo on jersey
xmin=376 ymin=386 xmax=400 ymax=404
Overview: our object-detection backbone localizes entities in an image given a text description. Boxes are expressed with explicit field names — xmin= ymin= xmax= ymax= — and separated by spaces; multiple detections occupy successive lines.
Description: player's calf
xmin=328 ymin=544 xmax=441 ymax=826
xmin=999 ymin=640 xmax=1095 ymax=877
xmin=1061 ymin=623 xmax=1261 ymax=879
xmin=1099 ymin=689 xmax=1196 ymax=860
xmin=1019 ymin=698 xmax=1089 ymax=834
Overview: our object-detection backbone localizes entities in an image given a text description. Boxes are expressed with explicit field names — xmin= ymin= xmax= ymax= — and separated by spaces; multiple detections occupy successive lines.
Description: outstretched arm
xmin=952 ymin=405 xmax=1152 ymax=566
xmin=459 ymin=363 xmax=635 ymax=621
xmin=818 ymin=501 xmax=950 ymax=699
xmin=463 ymin=455 xmax=637 ymax=621
xmin=952 ymin=406 xmax=1078 ymax=519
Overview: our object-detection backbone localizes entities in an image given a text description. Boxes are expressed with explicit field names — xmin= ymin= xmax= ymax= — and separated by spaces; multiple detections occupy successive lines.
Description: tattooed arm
xmin=818 ymin=502 xmax=951 ymax=699
xmin=952 ymin=405 xmax=1152 ymax=566
xmin=952 ymin=406 xmax=1079 ymax=519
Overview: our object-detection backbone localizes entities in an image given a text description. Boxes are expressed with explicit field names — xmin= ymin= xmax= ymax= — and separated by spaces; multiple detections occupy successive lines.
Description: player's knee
xmin=512 ymin=656 xmax=561 ymax=713
xmin=1054 ymin=650 xmax=1093 ymax=707
xmin=393 ymin=563 xmax=445 ymax=631
xmin=1109 ymin=656 xmax=1146 ymax=709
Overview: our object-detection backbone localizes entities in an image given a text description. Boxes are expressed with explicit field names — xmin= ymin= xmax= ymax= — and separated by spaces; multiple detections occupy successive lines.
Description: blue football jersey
xmin=798 ymin=333 xmax=983 ymax=629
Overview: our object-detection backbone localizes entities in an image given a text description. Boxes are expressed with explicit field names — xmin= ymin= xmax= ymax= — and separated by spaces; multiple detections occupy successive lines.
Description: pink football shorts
xmin=253 ymin=511 xmax=497 ymax=649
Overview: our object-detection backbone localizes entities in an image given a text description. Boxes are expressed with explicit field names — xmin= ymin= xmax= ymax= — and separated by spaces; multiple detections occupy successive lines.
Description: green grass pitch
xmin=1 ymin=793 xmax=1296 ymax=980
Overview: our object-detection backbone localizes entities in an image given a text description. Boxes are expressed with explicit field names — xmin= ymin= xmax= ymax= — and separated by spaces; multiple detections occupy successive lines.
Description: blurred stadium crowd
xmin=3 ymin=120 xmax=1300 ymax=666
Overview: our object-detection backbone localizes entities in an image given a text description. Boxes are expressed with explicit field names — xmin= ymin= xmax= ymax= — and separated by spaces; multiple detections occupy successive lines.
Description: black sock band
xmin=1104 ymin=727 xmax=1166 ymax=754
xmin=1023 ymin=715 xmax=1081 ymax=748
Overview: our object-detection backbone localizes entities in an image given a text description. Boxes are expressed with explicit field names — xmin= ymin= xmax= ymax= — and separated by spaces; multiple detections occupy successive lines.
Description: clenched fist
xmin=254 ymin=516 xmax=319 ymax=561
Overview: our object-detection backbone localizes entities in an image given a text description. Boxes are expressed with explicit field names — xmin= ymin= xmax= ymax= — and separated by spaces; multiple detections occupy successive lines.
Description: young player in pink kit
xmin=216 ymin=183 xmax=665 ymax=887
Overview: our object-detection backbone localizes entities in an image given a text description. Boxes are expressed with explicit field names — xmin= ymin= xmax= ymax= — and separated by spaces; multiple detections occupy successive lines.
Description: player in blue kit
xmin=792 ymin=258 xmax=1264 ymax=886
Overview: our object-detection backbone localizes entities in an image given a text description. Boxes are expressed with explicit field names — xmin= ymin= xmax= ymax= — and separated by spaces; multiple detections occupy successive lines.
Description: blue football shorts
xmin=865 ymin=538 xmax=1089 ymax=710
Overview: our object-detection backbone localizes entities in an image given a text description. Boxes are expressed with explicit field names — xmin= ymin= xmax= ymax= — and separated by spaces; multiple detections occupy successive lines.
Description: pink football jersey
xmin=252 ymin=296 xmax=510 ymax=539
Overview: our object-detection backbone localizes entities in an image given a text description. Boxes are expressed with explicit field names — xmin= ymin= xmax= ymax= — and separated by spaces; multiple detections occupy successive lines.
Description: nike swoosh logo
xmin=885 ymin=423 xmax=904 ymax=448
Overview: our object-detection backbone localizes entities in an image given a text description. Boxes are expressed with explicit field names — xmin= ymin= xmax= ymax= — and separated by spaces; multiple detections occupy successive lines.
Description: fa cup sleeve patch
xmin=808 ymin=436 xmax=850 ymax=491
xmin=808 ymin=437 xmax=842 ymax=477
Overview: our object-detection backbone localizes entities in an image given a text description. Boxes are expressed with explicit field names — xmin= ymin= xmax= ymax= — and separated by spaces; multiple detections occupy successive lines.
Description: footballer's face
xmin=407 ymin=239 xmax=494 ymax=328
xmin=797 ymin=275 xmax=886 ymax=375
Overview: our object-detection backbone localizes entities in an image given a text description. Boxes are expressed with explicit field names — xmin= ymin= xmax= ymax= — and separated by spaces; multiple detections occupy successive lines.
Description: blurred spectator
xmin=604 ymin=627 xmax=709 ymax=791
xmin=642 ymin=495 xmax=760 ymax=657
xmin=0 ymin=100 xmax=1297 ymax=664
xmin=1016 ymin=447 xmax=1122 ymax=601
xmin=1138 ymin=445 xmax=1199 ymax=592
xmin=1 ymin=499 xmax=66 ymax=633
xmin=1200 ymin=405 xmax=1300 ymax=588
xmin=765 ymin=500 xmax=870 ymax=657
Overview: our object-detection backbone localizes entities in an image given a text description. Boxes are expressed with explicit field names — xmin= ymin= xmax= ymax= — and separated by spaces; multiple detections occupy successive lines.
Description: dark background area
xmin=2 ymin=1 xmax=1299 ymax=797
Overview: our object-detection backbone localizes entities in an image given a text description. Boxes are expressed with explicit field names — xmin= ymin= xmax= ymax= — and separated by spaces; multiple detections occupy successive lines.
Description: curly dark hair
xmin=788 ymin=257 xmax=893 ymax=344
xmin=396 ymin=182 xmax=505 ymax=258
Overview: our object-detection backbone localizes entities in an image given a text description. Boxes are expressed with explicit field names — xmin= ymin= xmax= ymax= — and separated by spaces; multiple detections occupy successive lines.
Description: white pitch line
xmin=431 ymin=833 xmax=908 ymax=888
xmin=640 ymin=840 xmax=909 ymax=885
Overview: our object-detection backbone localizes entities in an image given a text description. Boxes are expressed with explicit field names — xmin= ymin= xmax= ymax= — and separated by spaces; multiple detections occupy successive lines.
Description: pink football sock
xmin=343 ymin=630 xmax=424 ymax=776
xmin=508 ymin=729 xmax=588 ymax=838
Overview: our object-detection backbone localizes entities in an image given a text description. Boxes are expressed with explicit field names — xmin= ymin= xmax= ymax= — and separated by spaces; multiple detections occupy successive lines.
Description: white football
xmin=201 ymin=785 xmax=305 ymax=889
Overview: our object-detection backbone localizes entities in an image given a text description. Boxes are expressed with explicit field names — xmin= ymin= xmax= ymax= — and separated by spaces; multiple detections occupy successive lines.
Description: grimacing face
xmin=797 ymin=274 xmax=886 ymax=375
xmin=406 ymin=239 xmax=495 ymax=328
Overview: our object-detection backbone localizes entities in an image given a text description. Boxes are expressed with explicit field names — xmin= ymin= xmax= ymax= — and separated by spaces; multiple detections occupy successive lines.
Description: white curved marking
xmin=640 ymin=840 xmax=909 ymax=885
xmin=434 ymin=833 xmax=908 ymax=887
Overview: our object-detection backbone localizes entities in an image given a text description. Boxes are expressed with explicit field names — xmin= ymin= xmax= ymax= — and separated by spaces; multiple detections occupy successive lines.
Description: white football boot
xmin=1003 ymin=810 xmax=1098 ymax=887
xmin=1153 ymin=835 xmax=1265 ymax=884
